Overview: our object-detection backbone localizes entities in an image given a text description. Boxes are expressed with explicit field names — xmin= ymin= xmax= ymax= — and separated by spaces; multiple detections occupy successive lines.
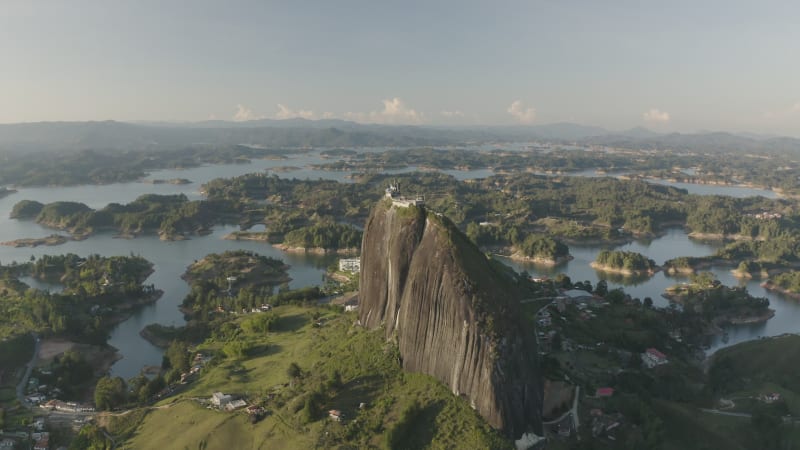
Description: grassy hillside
xmin=709 ymin=334 xmax=800 ymax=413
xmin=119 ymin=305 xmax=510 ymax=449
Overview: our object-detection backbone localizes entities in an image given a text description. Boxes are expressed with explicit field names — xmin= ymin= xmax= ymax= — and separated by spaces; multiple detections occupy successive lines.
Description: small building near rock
xmin=338 ymin=258 xmax=361 ymax=273
xmin=211 ymin=392 xmax=232 ymax=408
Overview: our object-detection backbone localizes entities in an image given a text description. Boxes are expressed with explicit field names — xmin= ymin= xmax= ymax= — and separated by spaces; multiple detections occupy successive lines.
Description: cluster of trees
xmin=94 ymin=341 xmax=193 ymax=411
xmin=686 ymin=196 xmax=792 ymax=237
xmin=0 ymin=145 xmax=300 ymax=187
xmin=675 ymin=273 xmax=770 ymax=319
xmin=595 ymin=250 xmax=657 ymax=272
xmin=43 ymin=350 xmax=95 ymax=400
xmin=180 ymin=251 xmax=322 ymax=329
xmin=31 ymin=253 xmax=154 ymax=296
xmin=0 ymin=333 xmax=34 ymax=369
xmin=514 ymin=234 xmax=569 ymax=260
xmin=0 ymin=255 xmax=157 ymax=342
xmin=715 ymin=238 xmax=800 ymax=264
xmin=283 ymin=222 xmax=362 ymax=250
xmin=768 ymin=271 xmax=800 ymax=293
xmin=9 ymin=199 xmax=45 ymax=218
xmin=94 ymin=376 xmax=127 ymax=410
xmin=12 ymin=194 xmax=236 ymax=237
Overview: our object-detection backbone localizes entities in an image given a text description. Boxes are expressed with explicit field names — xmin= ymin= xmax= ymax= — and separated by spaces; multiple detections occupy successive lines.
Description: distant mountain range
xmin=2 ymin=119 xmax=800 ymax=156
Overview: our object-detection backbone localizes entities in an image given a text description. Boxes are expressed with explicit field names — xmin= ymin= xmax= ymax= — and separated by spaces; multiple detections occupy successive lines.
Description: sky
xmin=2 ymin=0 xmax=800 ymax=135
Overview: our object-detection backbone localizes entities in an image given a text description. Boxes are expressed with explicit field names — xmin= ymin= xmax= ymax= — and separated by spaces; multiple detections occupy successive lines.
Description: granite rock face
xmin=359 ymin=200 xmax=542 ymax=438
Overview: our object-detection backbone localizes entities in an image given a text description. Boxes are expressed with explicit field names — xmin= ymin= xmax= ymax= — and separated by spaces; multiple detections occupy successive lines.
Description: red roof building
xmin=595 ymin=387 xmax=615 ymax=397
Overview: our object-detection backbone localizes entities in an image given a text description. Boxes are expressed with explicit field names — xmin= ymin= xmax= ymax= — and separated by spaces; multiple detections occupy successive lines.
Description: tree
xmin=164 ymin=340 xmax=190 ymax=373
xmin=287 ymin=362 xmax=302 ymax=379
xmin=595 ymin=280 xmax=608 ymax=297
xmin=94 ymin=376 xmax=126 ymax=410
xmin=554 ymin=273 xmax=572 ymax=289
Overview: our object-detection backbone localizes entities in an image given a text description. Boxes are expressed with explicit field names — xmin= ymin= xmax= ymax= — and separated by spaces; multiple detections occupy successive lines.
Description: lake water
xmin=499 ymin=228 xmax=800 ymax=353
xmin=0 ymin=150 xmax=791 ymax=379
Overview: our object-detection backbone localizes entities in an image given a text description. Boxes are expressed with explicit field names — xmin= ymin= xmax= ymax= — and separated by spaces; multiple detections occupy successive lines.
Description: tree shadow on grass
xmin=388 ymin=400 xmax=445 ymax=450
xmin=271 ymin=314 xmax=308 ymax=332
xmin=248 ymin=343 xmax=282 ymax=357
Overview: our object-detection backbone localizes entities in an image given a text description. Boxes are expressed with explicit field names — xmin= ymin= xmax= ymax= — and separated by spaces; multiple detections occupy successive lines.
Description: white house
xmin=338 ymin=258 xmax=361 ymax=273
xmin=211 ymin=392 xmax=232 ymax=408
xmin=641 ymin=348 xmax=668 ymax=368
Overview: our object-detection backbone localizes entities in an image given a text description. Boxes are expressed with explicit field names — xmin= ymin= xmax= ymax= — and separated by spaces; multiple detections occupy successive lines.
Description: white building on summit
xmin=385 ymin=181 xmax=424 ymax=207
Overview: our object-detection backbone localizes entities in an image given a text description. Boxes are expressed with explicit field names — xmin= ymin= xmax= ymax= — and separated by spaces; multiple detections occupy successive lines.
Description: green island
xmin=225 ymin=222 xmax=362 ymax=254
xmin=0 ymin=234 xmax=70 ymax=248
xmin=143 ymin=178 xmax=192 ymax=185
xmin=11 ymin=194 xmax=236 ymax=240
xmin=592 ymin=250 xmax=659 ymax=275
xmin=507 ymin=233 xmax=571 ymax=265
xmin=761 ymin=271 xmax=800 ymax=299
xmin=663 ymin=272 xmax=774 ymax=327
xmin=178 ymin=250 xmax=292 ymax=319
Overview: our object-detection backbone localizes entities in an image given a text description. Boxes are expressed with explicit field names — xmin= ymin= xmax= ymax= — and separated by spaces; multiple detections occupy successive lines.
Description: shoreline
xmin=1 ymin=234 xmax=71 ymax=248
xmin=589 ymin=261 xmax=659 ymax=276
xmin=761 ymin=281 xmax=800 ymax=300
xmin=273 ymin=243 xmax=360 ymax=255
xmin=502 ymin=251 xmax=573 ymax=266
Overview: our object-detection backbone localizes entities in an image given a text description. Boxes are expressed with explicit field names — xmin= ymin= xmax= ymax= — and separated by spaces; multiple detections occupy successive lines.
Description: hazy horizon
xmin=3 ymin=1 xmax=799 ymax=136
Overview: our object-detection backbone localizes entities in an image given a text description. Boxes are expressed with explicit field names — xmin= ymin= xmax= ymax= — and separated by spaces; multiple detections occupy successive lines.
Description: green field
xmin=119 ymin=305 xmax=510 ymax=449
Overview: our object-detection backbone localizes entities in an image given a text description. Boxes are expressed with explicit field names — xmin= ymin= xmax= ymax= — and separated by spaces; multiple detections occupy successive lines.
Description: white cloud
xmin=275 ymin=104 xmax=315 ymax=120
xmin=344 ymin=97 xmax=423 ymax=124
xmin=232 ymin=104 xmax=265 ymax=122
xmin=375 ymin=98 xmax=423 ymax=123
xmin=507 ymin=100 xmax=536 ymax=124
xmin=764 ymin=101 xmax=800 ymax=120
xmin=643 ymin=108 xmax=670 ymax=123
xmin=440 ymin=110 xmax=464 ymax=118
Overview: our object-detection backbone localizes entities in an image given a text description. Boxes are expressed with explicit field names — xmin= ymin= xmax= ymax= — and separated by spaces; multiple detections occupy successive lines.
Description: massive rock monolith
xmin=359 ymin=199 xmax=542 ymax=438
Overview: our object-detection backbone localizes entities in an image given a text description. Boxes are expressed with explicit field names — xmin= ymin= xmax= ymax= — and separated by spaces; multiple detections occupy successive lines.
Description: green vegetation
xmin=9 ymin=199 xmax=44 ymax=218
xmin=181 ymin=250 xmax=291 ymax=321
xmin=665 ymin=273 xmax=771 ymax=324
xmin=0 ymin=254 xmax=159 ymax=341
xmin=0 ymin=332 xmax=34 ymax=371
xmin=594 ymin=250 xmax=657 ymax=273
xmin=0 ymin=145 xmax=299 ymax=187
xmin=12 ymin=193 xmax=236 ymax=238
xmin=94 ymin=375 xmax=127 ymax=410
xmin=766 ymin=271 xmax=800 ymax=295
xmin=514 ymin=234 xmax=570 ymax=262
xmin=120 ymin=304 xmax=510 ymax=449
xmin=283 ymin=222 xmax=362 ymax=251
xmin=706 ymin=335 xmax=800 ymax=449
